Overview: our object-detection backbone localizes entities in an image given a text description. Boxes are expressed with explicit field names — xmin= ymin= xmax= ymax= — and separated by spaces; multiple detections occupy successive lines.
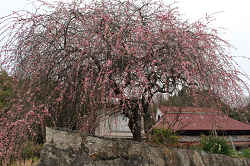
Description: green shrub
xmin=21 ymin=141 xmax=44 ymax=160
xmin=199 ymin=135 xmax=233 ymax=156
xmin=6 ymin=141 xmax=43 ymax=165
xmin=241 ymin=148 xmax=250 ymax=159
xmin=149 ymin=128 xmax=180 ymax=147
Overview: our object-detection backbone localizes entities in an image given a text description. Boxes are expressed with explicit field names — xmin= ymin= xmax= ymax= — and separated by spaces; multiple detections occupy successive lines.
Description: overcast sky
xmin=0 ymin=0 xmax=250 ymax=90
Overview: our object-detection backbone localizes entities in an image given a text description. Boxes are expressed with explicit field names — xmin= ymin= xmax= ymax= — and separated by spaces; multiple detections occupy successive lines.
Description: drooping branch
xmin=0 ymin=0 xmax=249 ymax=162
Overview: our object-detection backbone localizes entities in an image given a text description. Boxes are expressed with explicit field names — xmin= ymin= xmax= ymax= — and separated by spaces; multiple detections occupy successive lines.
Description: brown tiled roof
xmin=156 ymin=106 xmax=250 ymax=131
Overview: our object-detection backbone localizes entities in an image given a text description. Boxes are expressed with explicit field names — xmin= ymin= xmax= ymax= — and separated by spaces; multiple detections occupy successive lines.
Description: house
xmin=155 ymin=106 xmax=250 ymax=148
xmin=155 ymin=106 xmax=250 ymax=135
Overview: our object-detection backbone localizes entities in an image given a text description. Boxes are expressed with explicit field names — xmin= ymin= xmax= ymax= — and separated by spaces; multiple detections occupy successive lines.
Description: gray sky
xmin=168 ymin=0 xmax=250 ymax=88
xmin=0 ymin=0 xmax=250 ymax=89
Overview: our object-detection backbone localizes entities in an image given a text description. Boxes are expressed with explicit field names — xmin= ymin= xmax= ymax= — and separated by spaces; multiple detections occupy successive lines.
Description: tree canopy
xmin=0 ymin=0 xmax=249 ymax=163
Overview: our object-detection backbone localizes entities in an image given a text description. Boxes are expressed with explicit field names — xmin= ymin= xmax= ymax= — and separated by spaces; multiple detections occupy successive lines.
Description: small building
xmin=155 ymin=106 xmax=250 ymax=148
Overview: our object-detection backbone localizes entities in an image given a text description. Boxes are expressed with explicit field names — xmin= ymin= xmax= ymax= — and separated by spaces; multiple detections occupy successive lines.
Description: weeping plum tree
xmin=0 ymin=0 xmax=249 ymax=162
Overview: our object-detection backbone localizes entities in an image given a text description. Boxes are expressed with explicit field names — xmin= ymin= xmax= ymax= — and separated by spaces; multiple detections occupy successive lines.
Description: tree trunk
xmin=142 ymin=97 xmax=155 ymax=134
xmin=129 ymin=116 xmax=142 ymax=142
xmin=128 ymin=102 xmax=142 ymax=142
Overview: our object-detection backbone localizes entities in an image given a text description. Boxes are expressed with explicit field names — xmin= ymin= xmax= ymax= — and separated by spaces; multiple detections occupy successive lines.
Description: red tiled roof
xmin=156 ymin=106 xmax=250 ymax=131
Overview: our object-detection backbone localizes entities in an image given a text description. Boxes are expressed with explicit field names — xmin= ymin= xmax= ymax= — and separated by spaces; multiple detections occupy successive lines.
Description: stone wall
xmin=37 ymin=127 xmax=250 ymax=166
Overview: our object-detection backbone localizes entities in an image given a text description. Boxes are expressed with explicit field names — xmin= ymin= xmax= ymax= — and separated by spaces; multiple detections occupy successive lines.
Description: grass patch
xmin=10 ymin=157 xmax=40 ymax=166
